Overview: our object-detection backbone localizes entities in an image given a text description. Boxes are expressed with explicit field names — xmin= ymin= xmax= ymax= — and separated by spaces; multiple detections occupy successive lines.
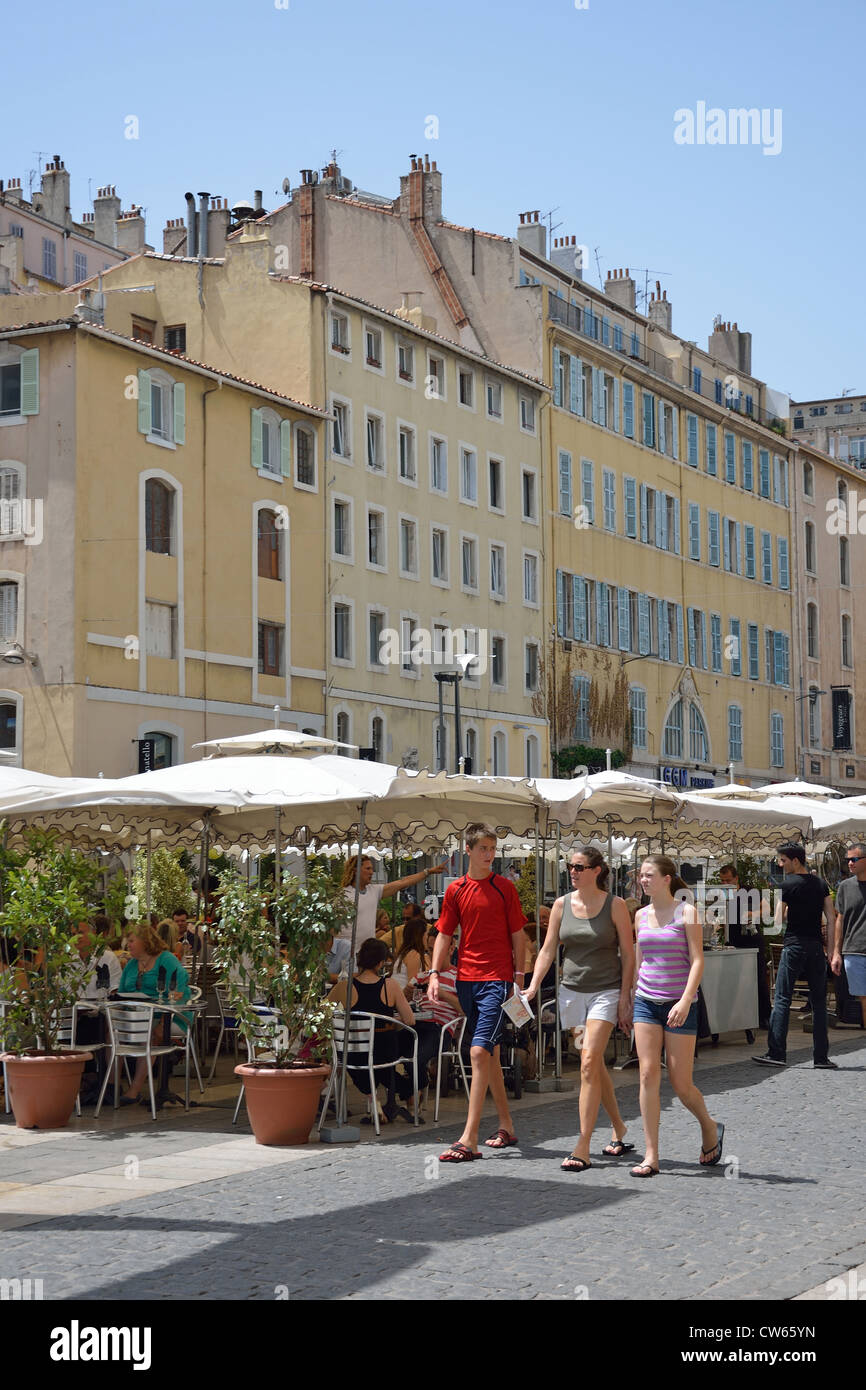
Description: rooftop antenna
xmin=840 ymin=387 xmax=856 ymax=397
xmin=593 ymin=245 xmax=603 ymax=288
xmin=29 ymin=151 xmax=49 ymax=201
xmin=542 ymin=207 xmax=562 ymax=242
xmin=631 ymin=268 xmax=672 ymax=312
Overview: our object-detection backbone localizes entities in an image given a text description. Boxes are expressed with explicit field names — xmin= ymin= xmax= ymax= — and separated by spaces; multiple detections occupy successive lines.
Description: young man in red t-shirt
xmin=429 ymin=822 xmax=526 ymax=1162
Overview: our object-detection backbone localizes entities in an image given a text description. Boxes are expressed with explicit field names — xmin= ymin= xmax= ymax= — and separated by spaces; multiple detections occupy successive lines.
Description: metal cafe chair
xmin=318 ymin=1011 xmax=419 ymax=1136
xmin=96 ymin=1001 xmax=187 ymax=1121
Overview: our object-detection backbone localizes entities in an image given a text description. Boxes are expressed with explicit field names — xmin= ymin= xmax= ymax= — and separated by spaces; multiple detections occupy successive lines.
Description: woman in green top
xmin=526 ymin=847 xmax=635 ymax=1171
xmin=117 ymin=923 xmax=191 ymax=1104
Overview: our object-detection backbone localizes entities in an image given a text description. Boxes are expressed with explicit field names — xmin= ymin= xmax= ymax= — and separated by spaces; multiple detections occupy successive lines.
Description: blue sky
xmin=7 ymin=0 xmax=863 ymax=398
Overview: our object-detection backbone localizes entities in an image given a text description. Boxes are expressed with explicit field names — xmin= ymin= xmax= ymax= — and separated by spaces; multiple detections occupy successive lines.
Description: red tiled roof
xmin=436 ymin=220 xmax=510 ymax=243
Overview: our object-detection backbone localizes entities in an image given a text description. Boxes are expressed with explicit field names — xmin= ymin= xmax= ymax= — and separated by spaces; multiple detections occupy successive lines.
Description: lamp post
xmin=434 ymin=669 xmax=463 ymax=772
xmin=795 ymin=687 xmax=827 ymax=777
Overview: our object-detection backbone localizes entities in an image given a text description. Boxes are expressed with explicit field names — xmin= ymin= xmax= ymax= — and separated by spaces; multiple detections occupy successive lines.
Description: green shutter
xmin=173 ymin=383 xmax=185 ymax=445
xmin=251 ymin=408 xmax=263 ymax=470
xmin=280 ymin=420 xmax=292 ymax=477
xmin=20 ymin=349 xmax=39 ymax=415
xmin=138 ymin=370 xmax=152 ymax=435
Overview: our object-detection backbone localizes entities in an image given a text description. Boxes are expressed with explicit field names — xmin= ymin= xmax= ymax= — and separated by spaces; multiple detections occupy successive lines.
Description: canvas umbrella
xmin=755 ymin=779 xmax=843 ymax=800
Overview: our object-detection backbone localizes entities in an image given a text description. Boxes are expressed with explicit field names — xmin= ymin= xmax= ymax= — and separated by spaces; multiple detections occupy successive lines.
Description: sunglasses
xmin=569 ymin=864 xmax=591 ymax=873
xmin=847 ymin=855 xmax=865 ymax=865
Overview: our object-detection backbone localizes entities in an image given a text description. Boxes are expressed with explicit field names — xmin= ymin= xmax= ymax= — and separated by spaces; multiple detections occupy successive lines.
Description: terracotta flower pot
xmin=1 ymin=1051 xmax=93 ymax=1129
xmin=234 ymin=1062 xmax=330 ymax=1146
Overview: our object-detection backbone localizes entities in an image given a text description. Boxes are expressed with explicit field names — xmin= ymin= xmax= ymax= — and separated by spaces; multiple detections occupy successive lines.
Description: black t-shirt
xmin=781 ymin=873 xmax=830 ymax=942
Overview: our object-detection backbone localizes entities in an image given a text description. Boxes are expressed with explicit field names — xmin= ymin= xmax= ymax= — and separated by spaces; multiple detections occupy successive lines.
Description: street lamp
xmin=795 ymin=687 xmax=827 ymax=777
xmin=619 ymin=650 xmax=659 ymax=667
xmin=434 ymin=655 xmax=474 ymax=772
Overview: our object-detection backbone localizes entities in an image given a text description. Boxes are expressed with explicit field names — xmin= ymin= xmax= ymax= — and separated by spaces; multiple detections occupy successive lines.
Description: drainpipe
xmin=185 ymin=193 xmax=196 ymax=256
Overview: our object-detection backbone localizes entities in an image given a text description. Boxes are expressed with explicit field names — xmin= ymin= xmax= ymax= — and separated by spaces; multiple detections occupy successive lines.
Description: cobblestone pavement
xmin=1 ymin=1035 xmax=863 ymax=1301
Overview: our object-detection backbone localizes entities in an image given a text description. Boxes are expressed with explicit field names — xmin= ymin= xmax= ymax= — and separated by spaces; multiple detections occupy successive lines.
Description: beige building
xmin=791 ymin=393 xmax=866 ymax=468
xmin=0 ymin=317 xmax=327 ymax=775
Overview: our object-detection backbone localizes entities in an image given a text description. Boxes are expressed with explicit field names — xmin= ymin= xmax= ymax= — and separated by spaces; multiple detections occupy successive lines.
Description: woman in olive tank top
xmin=525 ymin=847 xmax=635 ymax=1171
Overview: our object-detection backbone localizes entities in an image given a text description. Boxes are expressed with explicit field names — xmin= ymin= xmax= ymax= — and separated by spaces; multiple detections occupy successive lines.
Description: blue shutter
xmin=612 ymin=378 xmax=620 ymax=432
xmin=556 ymin=570 xmax=566 ymax=636
xmin=655 ymin=492 xmax=666 ymax=549
xmin=711 ymin=614 xmax=722 ymax=671
xmin=569 ymin=354 xmax=579 ymax=414
xmin=618 ymin=588 xmax=630 ymax=651
xmin=640 ymin=484 xmax=648 ymax=542
xmin=742 ymin=441 xmax=753 ymax=491
xmin=708 ymin=512 xmax=720 ymax=566
xmin=559 ymin=451 xmax=572 ymax=516
xmin=658 ymin=600 xmax=669 ymax=661
xmin=602 ymin=316 xmax=610 ymax=347
xmin=745 ymin=524 xmax=756 ymax=578
xmin=596 ymin=583 xmax=605 ymax=646
xmin=673 ymin=497 xmax=680 ymax=554
xmin=725 ymin=432 xmax=736 ymax=483
xmin=280 ymin=419 xmax=292 ymax=477
xmin=671 ymin=405 xmax=679 ymax=460
xmin=761 ymin=531 xmax=772 ymax=584
xmin=642 ymin=393 xmax=655 ymax=446
xmin=778 ymin=537 xmax=789 ymax=589
xmin=735 ymin=522 xmax=742 ymax=574
xmin=675 ymin=605 xmax=684 ymax=664
xmin=700 ymin=614 xmax=707 ymax=669
xmin=781 ymin=634 xmax=790 ymax=685
xmin=773 ymin=631 xmax=784 ymax=685
xmin=706 ymin=424 xmax=717 ymax=475
xmin=138 ymin=370 xmax=152 ymax=435
xmin=623 ymin=383 xmax=634 ymax=438
xmin=748 ymin=623 xmax=759 ymax=679
xmin=687 ymin=413 xmax=698 ymax=466
xmin=574 ymin=576 xmax=588 ymax=641
xmin=765 ymin=628 xmax=773 ymax=683
xmin=759 ymin=449 xmax=770 ymax=497
xmin=591 ymin=368 xmax=601 ymax=424
xmin=723 ymin=518 xmax=731 ymax=572
xmin=581 ymin=459 xmax=595 ymax=522
xmin=657 ymin=400 xmax=666 ymax=456
xmin=687 ymin=607 xmax=697 ymax=666
xmin=251 ymin=408 xmax=263 ymax=469
xmin=173 ymin=382 xmax=186 ymax=445
xmin=638 ymin=594 xmax=650 ymax=654
xmin=730 ymin=618 xmax=741 ymax=676
xmin=20 ymin=349 xmax=39 ymax=415
xmin=553 ymin=347 xmax=562 ymax=407
xmin=624 ymin=477 xmax=637 ymax=537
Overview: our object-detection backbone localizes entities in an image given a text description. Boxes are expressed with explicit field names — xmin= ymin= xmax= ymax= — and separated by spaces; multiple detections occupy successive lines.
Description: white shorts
xmin=555 ymin=985 xmax=620 ymax=1030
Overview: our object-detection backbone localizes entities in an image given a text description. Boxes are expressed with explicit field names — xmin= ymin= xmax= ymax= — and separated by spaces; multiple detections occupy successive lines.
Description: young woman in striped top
xmin=630 ymin=855 xmax=724 ymax=1177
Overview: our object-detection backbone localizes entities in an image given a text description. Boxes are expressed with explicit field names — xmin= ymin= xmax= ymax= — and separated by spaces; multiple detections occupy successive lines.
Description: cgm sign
xmin=658 ymin=765 xmax=715 ymax=790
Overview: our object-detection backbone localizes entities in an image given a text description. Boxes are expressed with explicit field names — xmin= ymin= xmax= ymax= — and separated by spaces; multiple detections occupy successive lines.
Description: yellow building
xmin=0 ymin=317 xmax=327 ymax=774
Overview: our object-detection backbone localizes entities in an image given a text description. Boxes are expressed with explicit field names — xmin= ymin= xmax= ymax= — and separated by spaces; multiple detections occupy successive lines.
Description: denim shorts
xmin=633 ymin=992 xmax=699 ymax=1034
xmin=455 ymin=980 xmax=509 ymax=1054
xmin=844 ymin=954 xmax=866 ymax=997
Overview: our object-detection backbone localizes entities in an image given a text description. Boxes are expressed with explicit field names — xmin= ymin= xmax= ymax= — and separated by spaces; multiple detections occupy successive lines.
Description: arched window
xmin=806 ymin=602 xmax=819 ymax=659
xmin=842 ymin=614 xmax=852 ymax=667
xmin=0 ymin=580 xmax=19 ymax=642
xmin=295 ymin=424 xmax=317 ymax=489
xmin=689 ymin=704 xmax=710 ymax=762
xmin=838 ymin=478 xmax=848 ymax=504
xmin=335 ymin=710 xmax=350 ymax=754
xmin=492 ymin=730 xmax=506 ymax=776
xmin=0 ymin=699 xmax=17 ymax=750
xmin=257 ymin=508 xmax=282 ymax=580
xmin=804 ymin=521 xmax=815 ymax=572
xmin=802 ymin=461 xmax=814 ymax=497
xmin=143 ymin=731 xmax=175 ymax=769
xmin=371 ymin=715 xmax=384 ymax=762
xmin=663 ymin=699 xmax=683 ymax=759
xmin=525 ymin=733 xmax=539 ymax=779
xmin=145 ymin=478 xmax=174 ymax=555
xmin=840 ymin=536 xmax=850 ymax=586
xmin=464 ymin=726 xmax=477 ymax=775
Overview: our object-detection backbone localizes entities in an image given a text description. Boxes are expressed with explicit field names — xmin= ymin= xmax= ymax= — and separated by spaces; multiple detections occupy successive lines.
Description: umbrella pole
xmin=526 ymin=808 xmax=556 ymax=1093
xmin=553 ymin=820 xmax=564 ymax=1082
xmin=320 ymin=803 xmax=367 ymax=1144
xmin=273 ymin=809 xmax=282 ymax=954
xmin=145 ymin=830 xmax=152 ymax=916
xmin=390 ymin=832 xmax=398 ymax=954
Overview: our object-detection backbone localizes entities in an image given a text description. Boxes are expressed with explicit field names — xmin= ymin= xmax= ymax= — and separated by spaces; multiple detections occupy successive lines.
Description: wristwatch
xmin=429 ymin=970 xmax=440 ymax=977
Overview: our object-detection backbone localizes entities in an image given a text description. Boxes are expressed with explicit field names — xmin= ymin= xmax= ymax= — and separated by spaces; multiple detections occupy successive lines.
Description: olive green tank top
xmin=560 ymin=890 xmax=621 ymax=993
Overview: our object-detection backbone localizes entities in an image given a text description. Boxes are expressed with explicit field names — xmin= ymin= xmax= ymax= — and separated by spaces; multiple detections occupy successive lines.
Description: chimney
xmin=604 ymin=267 xmax=636 ymax=312
xmin=253 ymin=189 xmax=263 ymax=212
xmin=708 ymin=317 xmax=752 ymax=375
xmin=648 ymin=282 xmax=672 ymax=333
xmin=33 ymin=156 xmax=71 ymax=227
xmin=549 ymin=235 xmax=586 ymax=281
xmin=197 ymin=192 xmax=210 ymax=257
xmin=398 ymin=154 xmax=442 ymax=224
xmin=517 ymin=210 xmax=546 ymax=260
xmin=93 ymin=185 xmax=121 ymax=245
xmin=298 ymin=174 xmax=315 ymax=278
xmin=115 ymin=205 xmax=146 ymax=254
xmin=205 ymin=196 xmax=230 ymax=257
xmin=3 ymin=177 xmax=23 ymax=204
xmin=163 ymin=216 xmax=187 ymax=254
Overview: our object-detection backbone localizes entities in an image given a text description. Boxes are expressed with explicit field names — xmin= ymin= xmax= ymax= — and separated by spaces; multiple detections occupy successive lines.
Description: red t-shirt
xmin=436 ymin=874 xmax=526 ymax=982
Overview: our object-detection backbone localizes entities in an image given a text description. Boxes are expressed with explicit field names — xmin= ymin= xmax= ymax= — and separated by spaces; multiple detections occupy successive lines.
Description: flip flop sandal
xmin=439 ymin=1142 xmax=482 ymax=1162
xmin=560 ymin=1155 xmax=592 ymax=1172
xmin=630 ymin=1163 xmax=660 ymax=1178
xmin=701 ymin=1122 xmax=725 ymax=1167
xmin=602 ymin=1139 xmax=635 ymax=1157
xmin=484 ymin=1129 xmax=518 ymax=1148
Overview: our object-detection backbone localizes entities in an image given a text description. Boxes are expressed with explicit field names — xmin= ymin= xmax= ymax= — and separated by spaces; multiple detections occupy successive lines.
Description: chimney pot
xmin=431 ymin=160 xmax=437 ymax=171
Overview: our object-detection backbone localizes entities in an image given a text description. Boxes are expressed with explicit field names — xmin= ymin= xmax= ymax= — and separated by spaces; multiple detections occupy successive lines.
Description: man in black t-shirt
xmin=753 ymin=844 xmax=837 ymax=1069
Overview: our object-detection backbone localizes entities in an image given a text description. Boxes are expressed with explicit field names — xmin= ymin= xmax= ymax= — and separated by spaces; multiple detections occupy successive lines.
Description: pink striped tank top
xmin=636 ymin=902 xmax=694 ymax=1003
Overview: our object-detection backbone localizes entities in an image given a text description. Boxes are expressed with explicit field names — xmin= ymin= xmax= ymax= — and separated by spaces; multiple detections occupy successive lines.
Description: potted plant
xmin=0 ymin=833 xmax=100 ymax=1128
xmin=211 ymin=867 xmax=350 ymax=1145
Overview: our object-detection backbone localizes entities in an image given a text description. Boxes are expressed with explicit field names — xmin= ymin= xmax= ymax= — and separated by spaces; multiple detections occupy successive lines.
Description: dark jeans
xmin=767 ymin=939 xmax=829 ymax=1063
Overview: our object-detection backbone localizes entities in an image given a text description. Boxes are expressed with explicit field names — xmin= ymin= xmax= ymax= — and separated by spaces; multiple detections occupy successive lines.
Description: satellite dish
xmin=282 ymin=177 xmax=291 ymax=195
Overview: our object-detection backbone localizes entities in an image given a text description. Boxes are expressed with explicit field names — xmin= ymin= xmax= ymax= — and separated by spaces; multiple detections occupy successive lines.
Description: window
xmin=492 ymin=731 xmax=506 ymax=775
xmin=705 ymin=423 xmax=717 ymax=475
xmin=808 ymin=690 xmax=820 ymax=747
xmin=574 ymin=675 xmax=591 ymax=742
xmin=333 ymin=499 xmax=352 ymax=559
xmin=836 ymin=402 xmax=854 ymax=415
xmin=486 ymin=379 xmax=503 ymax=419
xmin=802 ymin=461 xmax=814 ymax=497
xmin=622 ymin=382 xmax=635 ymax=439
xmin=523 ymin=552 xmax=538 ymax=606
xmin=747 ymin=623 xmax=759 ymax=680
xmin=73 ymin=251 xmax=88 ymax=283
xmin=336 ymin=711 xmax=350 ymax=749
xmin=758 ymin=448 xmax=771 ymax=498
xmin=132 ymin=319 xmax=154 ymax=344
xmin=295 ymin=425 xmax=316 ymax=488
xmin=258 ymin=621 xmax=285 ymax=676
xmin=331 ymin=400 xmax=350 ymax=458
xmin=793 ymin=414 xmax=804 ymax=430
xmin=602 ymin=469 xmax=616 ymax=531
xmin=524 ymin=642 xmax=539 ymax=693
xmin=686 ymin=413 xmax=699 ymax=467
xmin=840 ymin=536 xmax=850 ymax=586
xmin=710 ymin=614 xmax=722 ymax=672
xmin=0 ymin=581 xmax=18 ymax=642
xmin=430 ymin=436 xmax=447 ymax=493
xmin=164 ymin=325 xmax=186 ymax=353
xmin=687 ymin=608 xmax=707 ymax=669
xmin=488 ymin=457 xmax=504 ymax=511
xmin=777 ymin=537 xmax=789 ymax=590
xmin=145 ymin=479 xmax=174 ymax=555
xmin=838 ymin=478 xmax=848 ymax=504
xmin=520 ymin=395 xmax=536 ymax=432
xmin=804 ymin=520 xmax=816 ymax=573
xmin=398 ymin=425 xmax=416 ymax=482
xmin=521 ymin=468 xmax=538 ymax=522
xmin=465 ymin=726 xmax=477 ymax=772
xmin=367 ymin=508 xmax=385 ymax=568
xmin=629 ymin=687 xmax=647 ymax=750
xmin=806 ymin=602 xmax=818 ymax=659
xmin=624 ymin=477 xmax=637 ymax=538
xmin=760 ymin=531 xmax=773 ymax=585
xmin=558 ymin=451 xmax=573 ymax=516
xmin=689 ymin=704 xmax=709 ymax=762
xmin=427 ymin=353 xmax=445 ymax=399
xmin=460 ymin=447 xmax=477 ymax=503
xmin=368 ymin=609 xmax=385 ymax=667
xmin=332 ymin=604 xmax=352 ymax=663
xmin=257 ymin=508 xmax=282 ymax=580
xmin=461 ymin=535 xmax=478 ymax=591
xmin=0 ymin=361 xmax=22 ymax=416
xmin=143 ymin=732 xmax=174 ymax=770
xmin=742 ymin=440 xmax=754 ymax=491
xmin=0 ymin=467 xmax=22 ymax=537
xmin=842 ymin=614 xmax=852 ymax=667
xmin=431 ymin=526 xmax=448 ymax=584
xmin=42 ymin=237 xmax=57 ymax=281
xmin=688 ymin=502 xmax=700 ymax=560
xmin=330 ymin=311 xmax=350 ymax=353
xmin=773 ymin=455 xmax=789 ymax=506
xmin=581 ymin=459 xmax=595 ymax=524
xmin=364 ymin=325 xmax=382 ymax=369
xmin=744 ymin=524 xmax=756 ymax=579
xmin=642 ymin=392 xmax=655 ymax=447
xmin=714 ymin=378 xmax=723 ymax=405
xmin=596 ymin=582 xmax=613 ymax=647
xmin=371 ymin=716 xmax=384 ymax=762
xmin=365 ymin=413 xmax=385 ymax=471
xmin=729 ymin=618 xmax=742 ymax=676
xmin=770 ymin=712 xmax=784 ymax=768
xmin=765 ymin=628 xmax=790 ymax=686
xmin=728 ymin=706 xmax=743 ymax=763
xmin=139 ymin=369 xmax=185 ymax=447
xmin=708 ymin=511 xmax=721 ymax=567
xmin=145 ymin=601 xmax=176 ymax=659
xmin=400 ymin=617 xmax=416 ymax=675
xmin=659 ymin=401 xmax=678 ymax=458
xmin=491 ymin=638 xmax=506 ymax=688
xmin=490 ymin=544 xmax=506 ymax=599
xmin=397 ymin=341 xmax=414 ymax=383
xmin=525 ymin=734 xmax=539 ymax=778
xmin=458 ymin=369 xmax=474 ymax=408
xmin=663 ymin=700 xmax=684 ymax=759
xmin=724 ymin=518 xmax=740 ymax=573
xmin=724 ymin=432 xmax=736 ymax=484
xmin=399 ymin=518 xmax=418 ymax=576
